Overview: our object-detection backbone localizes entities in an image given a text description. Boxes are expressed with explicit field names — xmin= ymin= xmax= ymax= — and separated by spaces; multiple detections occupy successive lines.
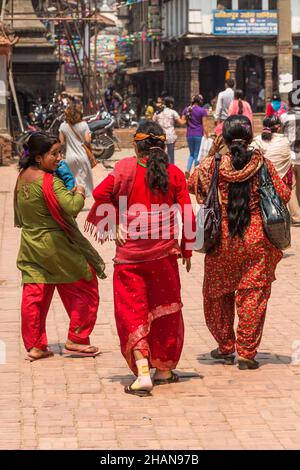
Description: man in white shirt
xmin=281 ymin=89 xmax=300 ymax=212
xmin=215 ymin=79 xmax=235 ymax=123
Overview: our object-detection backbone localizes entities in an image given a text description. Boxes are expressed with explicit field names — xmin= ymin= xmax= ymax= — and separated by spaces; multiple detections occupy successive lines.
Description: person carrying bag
xmin=68 ymin=123 xmax=98 ymax=169
xmin=188 ymin=116 xmax=291 ymax=370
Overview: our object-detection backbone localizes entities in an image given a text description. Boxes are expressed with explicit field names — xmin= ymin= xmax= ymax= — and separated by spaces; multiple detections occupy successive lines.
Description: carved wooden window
xmin=239 ymin=0 xmax=262 ymax=9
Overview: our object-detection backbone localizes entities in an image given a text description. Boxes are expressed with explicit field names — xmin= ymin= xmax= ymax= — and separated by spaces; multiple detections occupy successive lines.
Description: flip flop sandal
xmin=153 ymin=371 xmax=180 ymax=385
xmin=62 ymin=346 xmax=101 ymax=357
xmin=124 ymin=383 xmax=152 ymax=397
xmin=25 ymin=349 xmax=54 ymax=362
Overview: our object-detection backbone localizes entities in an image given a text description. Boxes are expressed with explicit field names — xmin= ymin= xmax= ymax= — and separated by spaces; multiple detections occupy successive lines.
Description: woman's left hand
xmin=115 ymin=224 xmax=126 ymax=247
xmin=182 ymin=257 xmax=192 ymax=273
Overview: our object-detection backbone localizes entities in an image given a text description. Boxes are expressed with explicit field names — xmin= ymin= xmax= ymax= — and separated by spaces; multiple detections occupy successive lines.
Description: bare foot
xmin=64 ymin=340 xmax=99 ymax=354
xmin=27 ymin=347 xmax=54 ymax=361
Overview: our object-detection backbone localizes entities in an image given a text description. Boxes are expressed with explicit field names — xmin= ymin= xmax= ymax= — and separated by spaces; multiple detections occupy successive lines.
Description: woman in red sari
xmin=87 ymin=121 xmax=195 ymax=396
xmin=189 ymin=115 xmax=291 ymax=370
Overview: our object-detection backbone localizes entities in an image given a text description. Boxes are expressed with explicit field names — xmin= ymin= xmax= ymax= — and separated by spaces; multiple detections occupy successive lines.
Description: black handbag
xmin=259 ymin=161 xmax=291 ymax=250
xmin=195 ymin=153 xmax=222 ymax=253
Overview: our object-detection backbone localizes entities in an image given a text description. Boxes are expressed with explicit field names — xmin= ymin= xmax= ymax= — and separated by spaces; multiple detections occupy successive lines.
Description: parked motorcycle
xmin=85 ymin=111 xmax=116 ymax=161
xmin=118 ymin=108 xmax=138 ymax=129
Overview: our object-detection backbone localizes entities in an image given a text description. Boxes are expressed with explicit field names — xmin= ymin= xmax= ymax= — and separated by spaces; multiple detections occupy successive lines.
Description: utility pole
xmin=277 ymin=0 xmax=293 ymax=101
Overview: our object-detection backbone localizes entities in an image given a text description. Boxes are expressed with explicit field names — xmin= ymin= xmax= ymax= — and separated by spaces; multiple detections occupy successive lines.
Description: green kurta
xmin=15 ymin=175 xmax=103 ymax=284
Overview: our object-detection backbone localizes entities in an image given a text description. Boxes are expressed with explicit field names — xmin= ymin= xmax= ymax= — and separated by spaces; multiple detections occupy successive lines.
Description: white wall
xmin=292 ymin=0 xmax=300 ymax=34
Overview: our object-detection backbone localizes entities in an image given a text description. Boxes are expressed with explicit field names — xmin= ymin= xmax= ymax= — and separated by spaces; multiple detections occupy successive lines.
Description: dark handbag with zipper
xmin=194 ymin=153 xmax=222 ymax=253
xmin=259 ymin=161 xmax=291 ymax=250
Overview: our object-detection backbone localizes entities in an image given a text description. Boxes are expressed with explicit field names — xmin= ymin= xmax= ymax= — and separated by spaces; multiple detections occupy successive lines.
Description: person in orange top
xmin=188 ymin=115 xmax=291 ymax=370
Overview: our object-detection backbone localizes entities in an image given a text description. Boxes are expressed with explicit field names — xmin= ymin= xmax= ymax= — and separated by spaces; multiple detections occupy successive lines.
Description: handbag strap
xmin=260 ymin=160 xmax=272 ymax=187
xmin=213 ymin=153 xmax=221 ymax=187
xmin=68 ymin=123 xmax=85 ymax=145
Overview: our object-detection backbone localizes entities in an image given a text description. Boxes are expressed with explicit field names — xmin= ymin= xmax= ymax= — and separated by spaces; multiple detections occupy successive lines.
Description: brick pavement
xmin=1 ymin=148 xmax=300 ymax=450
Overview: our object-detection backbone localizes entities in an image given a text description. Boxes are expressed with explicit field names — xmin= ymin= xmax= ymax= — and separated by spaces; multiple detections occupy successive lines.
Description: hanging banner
xmin=213 ymin=10 xmax=278 ymax=36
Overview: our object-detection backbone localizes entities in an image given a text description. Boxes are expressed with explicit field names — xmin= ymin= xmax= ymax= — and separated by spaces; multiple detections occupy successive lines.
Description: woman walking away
xmin=153 ymin=96 xmax=185 ymax=164
xmin=86 ymin=121 xmax=195 ymax=395
xmin=188 ymin=116 xmax=291 ymax=370
xmin=228 ymin=89 xmax=253 ymax=128
xmin=254 ymin=115 xmax=300 ymax=225
xmin=182 ymin=94 xmax=208 ymax=179
xmin=15 ymin=133 xmax=106 ymax=361
xmin=59 ymin=105 xmax=94 ymax=197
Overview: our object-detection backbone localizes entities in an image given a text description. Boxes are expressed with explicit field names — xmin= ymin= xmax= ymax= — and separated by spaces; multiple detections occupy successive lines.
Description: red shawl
xmin=85 ymin=156 xmax=180 ymax=262
xmin=42 ymin=172 xmax=73 ymax=236
xmin=85 ymin=157 xmax=138 ymax=240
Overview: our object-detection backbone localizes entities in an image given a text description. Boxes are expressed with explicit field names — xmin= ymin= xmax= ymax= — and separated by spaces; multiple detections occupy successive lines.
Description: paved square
xmin=1 ymin=149 xmax=300 ymax=450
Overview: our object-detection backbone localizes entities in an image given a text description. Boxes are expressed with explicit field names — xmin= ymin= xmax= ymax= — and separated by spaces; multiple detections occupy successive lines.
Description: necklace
xmin=137 ymin=156 xmax=148 ymax=168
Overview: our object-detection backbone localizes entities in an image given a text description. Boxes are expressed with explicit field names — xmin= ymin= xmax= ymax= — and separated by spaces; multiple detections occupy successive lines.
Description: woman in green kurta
xmin=15 ymin=133 xmax=106 ymax=361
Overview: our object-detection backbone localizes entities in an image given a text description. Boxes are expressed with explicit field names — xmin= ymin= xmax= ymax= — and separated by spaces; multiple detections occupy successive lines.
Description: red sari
xmin=189 ymin=150 xmax=291 ymax=360
xmin=87 ymin=157 xmax=195 ymax=373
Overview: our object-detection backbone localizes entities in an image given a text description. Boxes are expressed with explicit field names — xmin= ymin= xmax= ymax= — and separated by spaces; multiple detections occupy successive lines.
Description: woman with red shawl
xmin=86 ymin=121 xmax=195 ymax=396
xmin=15 ymin=133 xmax=106 ymax=361
xmin=189 ymin=116 xmax=291 ymax=370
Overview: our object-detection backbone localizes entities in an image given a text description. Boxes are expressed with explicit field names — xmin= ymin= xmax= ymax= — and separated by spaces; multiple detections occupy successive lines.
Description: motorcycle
xmin=118 ymin=108 xmax=138 ymax=129
xmin=85 ymin=111 xmax=117 ymax=161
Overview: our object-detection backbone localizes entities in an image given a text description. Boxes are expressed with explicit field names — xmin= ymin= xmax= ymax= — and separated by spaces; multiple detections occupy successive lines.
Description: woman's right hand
xmin=76 ymin=185 xmax=86 ymax=197
xmin=115 ymin=224 xmax=126 ymax=247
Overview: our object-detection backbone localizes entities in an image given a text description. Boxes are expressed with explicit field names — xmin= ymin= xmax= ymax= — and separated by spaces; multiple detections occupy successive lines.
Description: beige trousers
xmin=288 ymin=166 xmax=300 ymax=224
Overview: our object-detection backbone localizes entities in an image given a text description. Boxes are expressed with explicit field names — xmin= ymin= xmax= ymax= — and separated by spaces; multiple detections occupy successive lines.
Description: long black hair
xmin=19 ymin=132 xmax=58 ymax=170
xmin=261 ymin=115 xmax=281 ymax=141
xmin=222 ymin=115 xmax=254 ymax=239
xmin=234 ymin=89 xmax=244 ymax=115
xmin=134 ymin=121 xmax=169 ymax=194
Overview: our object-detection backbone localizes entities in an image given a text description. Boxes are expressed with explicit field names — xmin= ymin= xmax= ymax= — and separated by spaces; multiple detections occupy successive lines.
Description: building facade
xmin=162 ymin=0 xmax=300 ymax=110
xmin=117 ymin=0 xmax=164 ymax=114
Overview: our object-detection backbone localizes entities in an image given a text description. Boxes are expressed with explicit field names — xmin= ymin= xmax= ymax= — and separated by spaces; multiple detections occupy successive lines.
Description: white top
xmin=153 ymin=107 xmax=180 ymax=144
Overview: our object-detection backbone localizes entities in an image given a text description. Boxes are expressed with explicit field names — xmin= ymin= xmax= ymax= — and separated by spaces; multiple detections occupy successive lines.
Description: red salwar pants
xmin=113 ymin=255 xmax=184 ymax=375
xmin=203 ymin=285 xmax=272 ymax=360
xmin=21 ymin=271 xmax=99 ymax=351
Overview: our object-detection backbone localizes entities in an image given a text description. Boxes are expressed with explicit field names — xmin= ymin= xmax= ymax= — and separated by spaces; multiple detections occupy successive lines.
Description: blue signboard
xmin=213 ymin=10 xmax=278 ymax=36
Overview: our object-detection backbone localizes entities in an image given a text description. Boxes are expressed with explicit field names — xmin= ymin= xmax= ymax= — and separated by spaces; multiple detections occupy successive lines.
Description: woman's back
xmin=190 ymin=150 xmax=290 ymax=239
xmin=254 ymin=133 xmax=291 ymax=178
xmin=228 ymin=99 xmax=253 ymax=125
xmin=60 ymin=121 xmax=89 ymax=154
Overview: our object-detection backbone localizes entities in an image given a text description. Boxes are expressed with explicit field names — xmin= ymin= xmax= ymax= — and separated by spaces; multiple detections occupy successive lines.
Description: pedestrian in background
xmin=215 ymin=79 xmax=235 ymax=124
xmin=181 ymin=94 xmax=208 ymax=179
xmin=59 ymin=105 xmax=94 ymax=197
xmin=15 ymin=133 xmax=106 ymax=361
xmin=188 ymin=115 xmax=291 ymax=370
xmin=266 ymin=91 xmax=287 ymax=118
xmin=281 ymin=89 xmax=300 ymax=215
xmin=153 ymin=96 xmax=185 ymax=164
xmin=145 ymin=99 xmax=155 ymax=120
xmin=254 ymin=115 xmax=300 ymax=225
xmin=228 ymin=89 xmax=253 ymax=128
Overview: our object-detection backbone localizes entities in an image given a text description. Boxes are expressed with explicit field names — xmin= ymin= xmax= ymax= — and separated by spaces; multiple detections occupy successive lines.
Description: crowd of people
xmin=13 ymin=78 xmax=300 ymax=396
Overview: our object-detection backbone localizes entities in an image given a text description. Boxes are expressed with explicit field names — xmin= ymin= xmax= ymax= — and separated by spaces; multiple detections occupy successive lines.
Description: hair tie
xmin=231 ymin=139 xmax=246 ymax=144
xmin=262 ymin=127 xmax=272 ymax=134
xmin=134 ymin=133 xmax=166 ymax=142
xmin=150 ymin=146 xmax=165 ymax=152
